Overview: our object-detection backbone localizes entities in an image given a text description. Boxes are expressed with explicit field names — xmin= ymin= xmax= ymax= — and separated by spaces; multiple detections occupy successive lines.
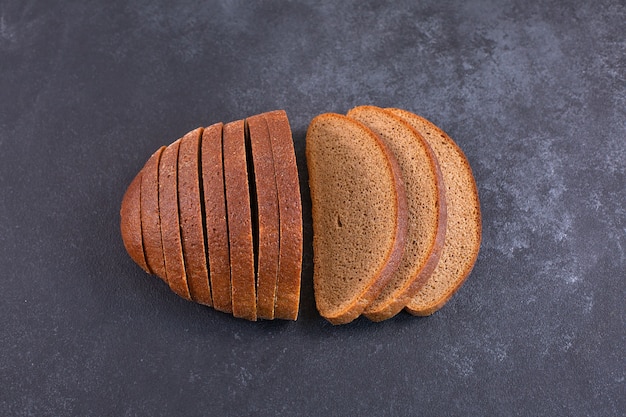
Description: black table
xmin=2 ymin=1 xmax=624 ymax=415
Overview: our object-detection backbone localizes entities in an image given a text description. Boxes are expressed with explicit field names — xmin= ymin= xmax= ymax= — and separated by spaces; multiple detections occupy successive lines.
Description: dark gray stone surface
xmin=1 ymin=1 xmax=624 ymax=415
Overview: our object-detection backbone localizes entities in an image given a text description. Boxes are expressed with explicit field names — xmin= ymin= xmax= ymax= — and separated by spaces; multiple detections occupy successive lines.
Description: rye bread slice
xmin=120 ymin=171 xmax=150 ymax=273
xmin=140 ymin=146 xmax=167 ymax=281
xmin=223 ymin=119 xmax=257 ymax=321
xmin=159 ymin=139 xmax=192 ymax=300
xmin=347 ymin=106 xmax=447 ymax=322
xmin=178 ymin=127 xmax=212 ymax=306
xmin=264 ymin=110 xmax=303 ymax=321
xmin=246 ymin=114 xmax=280 ymax=320
xmin=306 ymin=113 xmax=408 ymax=324
xmin=201 ymin=123 xmax=232 ymax=313
xmin=387 ymin=108 xmax=482 ymax=316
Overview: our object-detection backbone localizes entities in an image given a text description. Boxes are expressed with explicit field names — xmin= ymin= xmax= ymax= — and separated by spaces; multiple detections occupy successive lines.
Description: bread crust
xmin=388 ymin=109 xmax=481 ymax=316
xmin=120 ymin=171 xmax=151 ymax=273
xmin=159 ymin=139 xmax=192 ymax=300
xmin=140 ymin=146 xmax=167 ymax=281
xmin=264 ymin=110 xmax=303 ymax=321
xmin=223 ymin=120 xmax=257 ymax=321
xmin=247 ymin=114 xmax=280 ymax=320
xmin=178 ymin=128 xmax=212 ymax=306
xmin=307 ymin=113 xmax=408 ymax=324
xmin=202 ymin=123 xmax=232 ymax=313
xmin=347 ymin=106 xmax=447 ymax=322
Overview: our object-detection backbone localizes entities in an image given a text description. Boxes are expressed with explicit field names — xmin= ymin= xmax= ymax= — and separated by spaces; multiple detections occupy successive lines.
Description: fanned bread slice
xmin=387 ymin=108 xmax=481 ymax=316
xmin=178 ymin=128 xmax=212 ymax=306
xmin=264 ymin=110 xmax=303 ymax=321
xmin=306 ymin=113 xmax=408 ymax=324
xmin=140 ymin=146 xmax=167 ymax=281
xmin=201 ymin=123 xmax=232 ymax=313
xmin=120 ymin=171 xmax=150 ymax=273
xmin=159 ymin=139 xmax=192 ymax=300
xmin=246 ymin=114 xmax=280 ymax=320
xmin=347 ymin=106 xmax=447 ymax=321
xmin=223 ymin=119 xmax=257 ymax=321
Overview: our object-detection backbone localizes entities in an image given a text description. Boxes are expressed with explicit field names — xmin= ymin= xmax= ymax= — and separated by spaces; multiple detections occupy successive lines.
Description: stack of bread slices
xmin=306 ymin=106 xmax=481 ymax=324
xmin=120 ymin=110 xmax=303 ymax=321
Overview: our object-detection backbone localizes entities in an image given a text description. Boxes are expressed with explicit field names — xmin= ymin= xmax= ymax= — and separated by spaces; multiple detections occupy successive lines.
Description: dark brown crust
xmin=140 ymin=146 xmax=167 ymax=281
xmin=306 ymin=113 xmax=408 ymax=325
xmin=264 ymin=110 xmax=303 ymax=321
xmin=247 ymin=114 xmax=280 ymax=320
xmin=178 ymin=128 xmax=212 ymax=306
xmin=202 ymin=123 xmax=232 ymax=313
xmin=388 ymin=109 xmax=482 ymax=316
xmin=159 ymin=139 xmax=192 ymax=300
xmin=347 ymin=106 xmax=447 ymax=322
xmin=223 ymin=120 xmax=257 ymax=321
xmin=120 ymin=171 xmax=151 ymax=273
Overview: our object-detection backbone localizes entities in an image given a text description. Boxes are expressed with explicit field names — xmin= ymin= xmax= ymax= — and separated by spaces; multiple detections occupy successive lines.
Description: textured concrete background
xmin=1 ymin=1 xmax=624 ymax=415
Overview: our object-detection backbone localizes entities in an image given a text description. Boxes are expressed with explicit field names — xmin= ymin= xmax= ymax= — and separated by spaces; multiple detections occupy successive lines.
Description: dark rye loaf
xmin=388 ymin=109 xmax=481 ymax=316
xmin=347 ymin=106 xmax=447 ymax=322
xmin=306 ymin=113 xmax=408 ymax=324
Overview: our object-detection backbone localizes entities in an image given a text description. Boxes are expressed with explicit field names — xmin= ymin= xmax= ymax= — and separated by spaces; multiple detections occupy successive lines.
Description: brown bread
xmin=306 ymin=113 xmax=408 ymax=324
xmin=201 ymin=123 xmax=232 ymax=313
xmin=246 ymin=114 xmax=280 ymax=320
xmin=347 ymin=106 xmax=447 ymax=322
xmin=178 ymin=128 xmax=212 ymax=306
xmin=159 ymin=139 xmax=192 ymax=300
xmin=264 ymin=110 xmax=302 ymax=321
xmin=140 ymin=146 xmax=167 ymax=281
xmin=223 ymin=120 xmax=257 ymax=321
xmin=120 ymin=171 xmax=150 ymax=273
xmin=387 ymin=108 xmax=481 ymax=316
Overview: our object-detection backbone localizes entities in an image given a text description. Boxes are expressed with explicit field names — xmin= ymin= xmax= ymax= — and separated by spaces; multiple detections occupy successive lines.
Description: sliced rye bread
xmin=120 ymin=171 xmax=150 ymax=273
xmin=387 ymin=108 xmax=481 ymax=316
xmin=201 ymin=123 xmax=232 ymax=313
xmin=159 ymin=139 xmax=192 ymax=300
xmin=140 ymin=146 xmax=167 ymax=281
xmin=246 ymin=114 xmax=280 ymax=320
xmin=178 ymin=127 xmax=212 ymax=306
xmin=347 ymin=106 xmax=447 ymax=322
xmin=223 ymin=119 xmax=257 ymax=321
xmin=264 ymin=110 xmax=303 ymax=321
xmin=306 ymin=113 xmax=408 ymax=324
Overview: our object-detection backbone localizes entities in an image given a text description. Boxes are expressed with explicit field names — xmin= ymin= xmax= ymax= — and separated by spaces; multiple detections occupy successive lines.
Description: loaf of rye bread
xmin=306 ymin=113 xmax=408 ymax=324
xmin=120 ymin=111 xmax=302 ymax=321
xmin=120 ymin=106 xmax=479 ymax=323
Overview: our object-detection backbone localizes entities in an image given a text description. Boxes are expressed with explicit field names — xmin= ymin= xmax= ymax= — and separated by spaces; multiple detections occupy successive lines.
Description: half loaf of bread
xmin=121 ymin=111 xmax=302 ymax=321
